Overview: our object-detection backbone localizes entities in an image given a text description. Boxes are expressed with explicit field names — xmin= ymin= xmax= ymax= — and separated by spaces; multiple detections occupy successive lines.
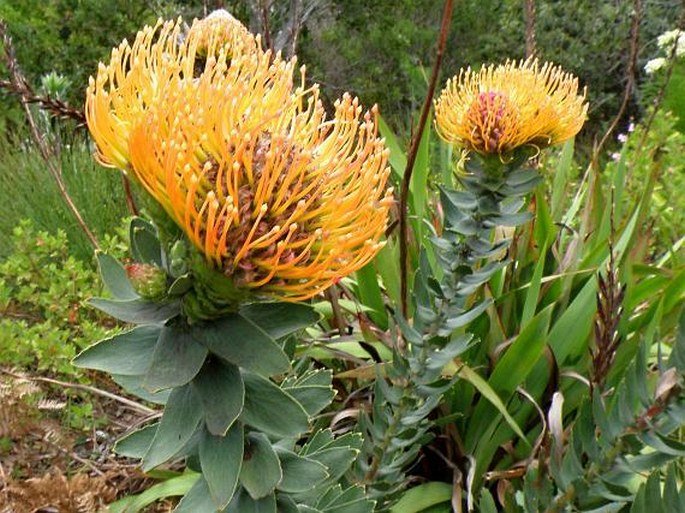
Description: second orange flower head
xmin=434 ymin=59 xmax=588 ymax=156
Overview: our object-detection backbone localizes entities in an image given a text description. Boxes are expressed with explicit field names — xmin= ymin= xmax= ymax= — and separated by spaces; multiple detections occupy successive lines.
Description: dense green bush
xmin=0 ymin=219 xmax=122 ymax=377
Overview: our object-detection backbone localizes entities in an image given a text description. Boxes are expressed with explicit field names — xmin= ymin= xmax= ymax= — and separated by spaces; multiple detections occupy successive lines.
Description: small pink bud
xmin=125 ymin=263 xmax=168 ymax=300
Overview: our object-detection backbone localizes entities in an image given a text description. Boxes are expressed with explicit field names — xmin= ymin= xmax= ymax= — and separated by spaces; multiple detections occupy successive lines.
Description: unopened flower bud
xmin=125 ymin=263 xmax=168 ymax=300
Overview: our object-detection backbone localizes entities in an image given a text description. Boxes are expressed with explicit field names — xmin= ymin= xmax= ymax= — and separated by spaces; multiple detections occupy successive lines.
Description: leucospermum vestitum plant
xmin=76 ymin=10 xmax=391 ymax=512
xmin=86 ymin=10 xmax=392 ymax=304
xmin=434 ymin=58 xmax=587 ymax=156
xmin=358 ymin=59 xmax=587 ymax=506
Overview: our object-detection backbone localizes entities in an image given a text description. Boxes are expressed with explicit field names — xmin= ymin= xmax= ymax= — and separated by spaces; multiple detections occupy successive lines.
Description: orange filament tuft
xmin=87 ymin=12 xmax=393 ymax=301
xmin=434 ymin=58 xmax=588 ymax=155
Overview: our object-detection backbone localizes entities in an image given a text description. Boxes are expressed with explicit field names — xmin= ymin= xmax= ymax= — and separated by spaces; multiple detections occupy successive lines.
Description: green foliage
xmin=0 ymin=137 xmax=131 ymax=261
xmin=0 ymin=219 xmax=120 ymax=378
xmin=300 ymin=0 xmax=439 ymax=129
xmin=350 ymin=102 xmax=684 ymax=510
xmin=610 ymin=110 xmax=685 ymax=261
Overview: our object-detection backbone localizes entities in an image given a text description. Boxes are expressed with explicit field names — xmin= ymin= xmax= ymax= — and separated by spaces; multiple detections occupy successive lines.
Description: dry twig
xmin=0 ymin=21 xmax=100 ymax=250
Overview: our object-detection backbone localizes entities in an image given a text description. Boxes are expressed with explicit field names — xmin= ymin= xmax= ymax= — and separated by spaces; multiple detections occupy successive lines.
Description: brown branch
xmin=524 ymin=0 xmax=537 ymax=59
xmin=592 ymin=0 xmax=641 ymax=166
xmin=259 ymin=0 xmax=273 ymax=51
xmin=0 ymin=368 xmax=157 ymax=416
xmin=0 ymin=79 xmax=86 ymax=125
xmin=121 ymin=173 xmax=139 ymax=216
xmin=0 ymin=21 xmax=100 ymax=250
xmin=399 ymin=0 xmax=455 ymax=318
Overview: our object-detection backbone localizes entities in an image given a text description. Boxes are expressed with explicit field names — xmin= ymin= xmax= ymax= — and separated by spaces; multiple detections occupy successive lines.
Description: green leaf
xmin=130 ymin=217 xmax=162 ymax=266
xmin=355 ymin=262 xmax=389 ymax=329
xmin=284 ymin=384 xmax=335 ymax=416
xmin=479 ymin=489 xmax=498 ymax=513
xmin=551 ymin=139 xmax=574 ymax=221
xmin=174 ymin=476 xmax=221 ymax=513
xmin=239 ymin=432 xmax=282 ymax=499
xmin=378 ymin=115 xmax=407 ymax=183
xmin=225 ymin=489 xmax=277 ymax=513
xmin=107 ymin=472 xmax=199 ymax=513
xmin=191 ymin=358 xmax=244 ymax=436
xmin=409 ymin=117 xmax=431 ymax=243
xmin=240 ymin=371 xmax=309 ymax=438
xmin=390 ymin=482 xmax=451 ymax=512
xmin=548 ymin=277 xmax=597 ymax=365
xmin=73 ymin=325 xmax=160 ymax=375
xmin=114 ymin=423 xmax=157 ymax=458
xmin=88 ymin=297 xmax=180 ymax=324
xmin=199 ymin=423 xmax=243 ymax=509
xmin=143 ymin=321 xmax=208 ymax=392
xmin=239 ymin=302 xmax=320 ymax=339
xmin=96 ymin=251 xmax=139 ymax=301
xmin=111 ymin=374 xmax=170 ymax=405
xmin=458 ymin=364 xmax=529 ymax=448
xmin=520 ymin=242 xmax=548 ymax=327
xmin=488 ymin=305 xmax=552 ymax=397
xmin=143 ymin=384 xmax=203 ymax=471
xmin=534 ymin=187 xmax=555 ymax=249
xmin=277 ymin=449 xmax=329 ymax=493
xmin=194 ymin=313 xmax=289 ymax=376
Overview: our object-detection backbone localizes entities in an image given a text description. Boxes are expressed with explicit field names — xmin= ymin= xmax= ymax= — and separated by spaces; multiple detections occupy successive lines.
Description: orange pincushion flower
xmin=86 ymin=12 xmax=393 ymax=301
xmin=85 ymin=11 xmax=259 ymax=171
xmin=434 ymin=59 xmax=588 ymax=155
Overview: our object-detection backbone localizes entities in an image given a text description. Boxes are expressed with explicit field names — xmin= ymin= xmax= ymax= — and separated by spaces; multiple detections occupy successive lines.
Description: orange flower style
xmin=434 ymin=59 xmax=588 ymax=155
xmin=86 ymin=12 xmax=393 ymax=301
xmin=85 ymin=10 xmax=261 ymax=171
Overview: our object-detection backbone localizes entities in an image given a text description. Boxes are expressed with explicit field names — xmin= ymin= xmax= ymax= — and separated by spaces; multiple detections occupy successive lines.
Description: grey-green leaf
xmin=88 ymin=297 xmax=179 ymax=324
xmin=284 ymin=385 xmax=335 ymax=416
xmin=193 ymin=313 xmax=289 ymax=376
xmin=239 ymin=432 xmax=282 ymax=499
xmin=240 ymin=302 xmax=320 ymax=339
xmin=130 ymin=217 xmax=162 ymax=266
xmin=173 ymin=476 xmax=220 ymax=513
xmin=199 ymin=424 xmax=243 ymax=509
xmin=225 ymin=488 xmax=277 ymax=513
xmin=241 ymin=371 xmax=309 ymax=438
xmin=114 ymin=423 xmax=157 ymax=458
xmin=143 ymin=322 xmax=208 ymax=392
xmin=96 ymin=251 xmax=139 ymax=301
xmin=143 ymin=385 xmax=203 ymax=471
xmin=73 ymin=325 xmax=160 ymax=375
xmin=276 ymin=449 xmax=329 ymax=493
xmin=111 ymin=374 xmax=170 ymax=405
xmin=192 ymin=358 xmax=244 ymax=436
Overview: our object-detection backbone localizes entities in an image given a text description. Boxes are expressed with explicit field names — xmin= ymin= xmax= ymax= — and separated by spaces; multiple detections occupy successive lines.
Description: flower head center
xmin=200 ymin=131 xmax=318 ymax=287
xmin=466 ymin=91 xmax=517 ymax=153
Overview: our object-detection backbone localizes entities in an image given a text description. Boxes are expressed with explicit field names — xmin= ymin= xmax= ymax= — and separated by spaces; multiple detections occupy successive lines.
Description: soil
xmin=0 ymin=371 xmax=175 ymax=513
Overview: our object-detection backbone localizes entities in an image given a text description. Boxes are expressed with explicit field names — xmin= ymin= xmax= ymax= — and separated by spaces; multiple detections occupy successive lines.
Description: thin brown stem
xmin=259 ymin=0 xmax=273 ymax=51
xmin=0 ymin=21 xmax=99 ymax=250
xmin=524 ymin=0 xmax=537 ymax=59
xmin=121 ymin=173 xmax=139 ymax=216
xmin=399 ymin=0 xmax=454 ymax=318
xmin=592 ymin=0 xmax=641 ymax=167
xmin=0 ymin=368 xmax=156 ymax=416
xmin=0 ymin=79 xmax=86 ymax=125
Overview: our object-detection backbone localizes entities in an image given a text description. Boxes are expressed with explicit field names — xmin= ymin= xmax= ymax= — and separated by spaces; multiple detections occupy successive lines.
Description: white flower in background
xmin=644 ymin=57 xmax=666 ymax=75
xmin=656 ymin=29 xmax=685 ymax=57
